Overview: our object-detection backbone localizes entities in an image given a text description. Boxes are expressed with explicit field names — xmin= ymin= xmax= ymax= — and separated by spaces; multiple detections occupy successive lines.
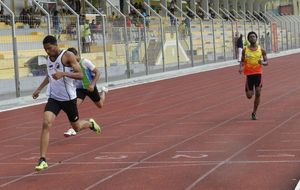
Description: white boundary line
xmin=295 ymin=180 xmax=300 ymax=190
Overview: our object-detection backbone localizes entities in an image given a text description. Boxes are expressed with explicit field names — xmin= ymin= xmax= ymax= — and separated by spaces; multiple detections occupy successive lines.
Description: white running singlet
xmin=47 ymin=50 xmax=77 ymax=101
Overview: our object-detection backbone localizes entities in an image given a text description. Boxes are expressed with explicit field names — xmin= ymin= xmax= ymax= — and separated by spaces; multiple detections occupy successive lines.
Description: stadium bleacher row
xmin=0 ymin=12 xmax=294 ymax=79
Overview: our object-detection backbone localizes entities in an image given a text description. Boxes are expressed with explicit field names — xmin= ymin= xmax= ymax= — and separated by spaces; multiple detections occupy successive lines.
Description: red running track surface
xmin=1 ymin=53 xmax=300 ymax=190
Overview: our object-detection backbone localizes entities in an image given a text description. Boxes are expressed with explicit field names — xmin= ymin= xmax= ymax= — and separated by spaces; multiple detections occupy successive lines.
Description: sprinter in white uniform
xmin=32 ymin=35 xmax=102 ymax=171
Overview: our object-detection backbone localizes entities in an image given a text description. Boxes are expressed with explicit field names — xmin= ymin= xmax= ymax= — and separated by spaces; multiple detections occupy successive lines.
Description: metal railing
xmin=0 ymin=0 xmax=20 ymax=97
xmin=84 ymin=0 xmax=108 ymax=82
xmin=186 ymin=6 xmax=205 ymax=64
xmin=160 ymin=3 xmax=180 ymax=69
xmin=253 ymin=10 xmax=268 ymax=49
xmin=197 ymin=6 xmax=216 ymax=62
xmin=126 ymin=1 xmax=149 ymax=75
xmin=143 ymin=2 xmax=166 ymax=71
xmin=33 ymin=0 xmax=50 ymax=35
xmin=1 ymin=2 xmax=300 ymax=100
xmin=209 ymin=7 xmax=226 ymax=61
xmin=174 ymin=4 xmax=194 ymax=67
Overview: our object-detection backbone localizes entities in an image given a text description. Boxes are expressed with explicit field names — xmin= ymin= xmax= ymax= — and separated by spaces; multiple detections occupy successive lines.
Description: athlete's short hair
xmin=43 ymin=35 xmax=57 ymax=45
xmin=67 ymin=47 xmax=78 ymax=56
xmin=247 ymin=31 xmax=258 ymax=41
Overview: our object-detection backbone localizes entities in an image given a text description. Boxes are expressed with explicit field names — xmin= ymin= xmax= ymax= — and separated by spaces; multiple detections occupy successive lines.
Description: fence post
xmin=33 ymin=0 xmax=51 ymax=35
xmin=186 ymin=6 xmax=205 ymax=64
xmin=210 ymin=7 xmax=226 ymax=61
xmin=254 ymin=10 xmax=268 ymax=50
xmin=58 ymin=0 xmax=81 ymax=55
xmin=126 ymin=1 xmax=149 ymax=75
xmin=106 ymin=0 xmax=131 ymax=78
xmin=84 ymin=0 xmax=108 ymax=82
xmin=143 ymin=2 xmax=166 ymax=71
xmin=174 ymin=4 xmax=194 ymax=67
xmin=0 ymin=0 xmax=20 ymax=97
xmin=160 ymin=3 xmax=180 ymax=69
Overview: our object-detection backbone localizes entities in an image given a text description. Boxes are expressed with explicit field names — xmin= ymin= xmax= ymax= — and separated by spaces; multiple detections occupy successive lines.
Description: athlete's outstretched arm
xmin=32 ymin=77 xmax=49 ymax=99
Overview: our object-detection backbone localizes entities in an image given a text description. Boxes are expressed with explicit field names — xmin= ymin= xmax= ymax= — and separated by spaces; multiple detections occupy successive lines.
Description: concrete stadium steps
xmin=182 ymin=24 xmax=236 ymax=61
xmin=0 ymin=28 xmax=48 ymax=35
xmin=0 ymin=21 xmax=49 ymax=30
xmin=0 ymin=33 xmax=44 ymax=44
xmin=0 ymin=16 xmax=291 ymax=79
xmin=0 ymin=51 xmax=107 ymax=79
xmin=82 ymin=45 xmax=140 ymax=67
xmin=0 ymin=33 xmax=72 ymax=44
xmin=0 ymin=49 xmax=45 ymax=59
xmin=0 ymin=57 xmax=29 ymax=68
xmin=0 ymin=22 xmax=10 ymax=29
xmin=0 ymin=66 xmax=30 ymax=79
xmin=15 ymin=22 xmax=25 ymax=28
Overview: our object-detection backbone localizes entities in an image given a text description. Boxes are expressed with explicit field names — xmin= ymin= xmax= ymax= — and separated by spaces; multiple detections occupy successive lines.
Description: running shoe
xmin=64 ymin=128 xmax=77 ymax=137
xmin=35 ymin=159 xmax=48 ymax=171
xmin=89 ymin=119 xmax=101 ymax=134
xmin=251 ymin=112 xmax=257 ymax=120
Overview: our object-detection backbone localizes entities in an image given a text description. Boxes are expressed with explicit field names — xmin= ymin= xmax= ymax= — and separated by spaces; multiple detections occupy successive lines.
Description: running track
xmin=1 ymin=53 xmax=300 ymax=190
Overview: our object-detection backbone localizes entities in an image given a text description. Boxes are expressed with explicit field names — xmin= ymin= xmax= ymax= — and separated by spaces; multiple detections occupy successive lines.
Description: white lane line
xmin=22 ymin=138 xmax=39 ymax=140
xmin=95 ymin=155 xmax=128 ymax=160
xmin=0 ymin=101 xmax=46 ymax=112
xmin=31 ymin=152 xmax=74 ymax=155
xmin=176 ymin=150 xmax=224 ymax=153
xmin=295 ymin=180 xmax=300 ymax=190
xmin=172 ymin=154 xmax=208 ymax=159
xmin=210 ymin=133 xmax=253 ymax=136
xmin=133 ymin=143 xmax=157 ymax=145
xmin=69 ymin=144 xmax=87 ymax=146
xmin=185 ymin=111 xmax=300 ymax=190
xmin=204 ymin=141 xmax=228 ymax=144
xmin=3 ymin=145 xmax=24 ymax=148
xmin=257 ymin=154 xmax=295 ymax=158
xmin=256 ymin=149 xmax=300 ymax=152
xmin=281 ymin=140 xmax=300 ymax=143
xmin=99 ymin=151 xmax=146 ymax=154
xmin=80 ymin=136 xmax=119 ymax=139
xmin=144 ymin=135 xmax=183 ymax=138
xmin=236 ymin=120 xmax=275 ymax=123
xmin=281 ymin=132 xmax=300 ymax=135
xmin=16 ymin=126 xmax=39 ymax=129
xmin=20 ymin=156 xmax=40 ymax=160
xmin=118 ymin=124 xmax=155 ymax=127
xmin=176 ymin=121 xmax=215 ymax=125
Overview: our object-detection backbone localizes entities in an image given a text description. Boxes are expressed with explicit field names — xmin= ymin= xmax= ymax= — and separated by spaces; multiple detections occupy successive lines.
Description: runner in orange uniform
xmin=239 ymin=31 xmax=268 ymax=120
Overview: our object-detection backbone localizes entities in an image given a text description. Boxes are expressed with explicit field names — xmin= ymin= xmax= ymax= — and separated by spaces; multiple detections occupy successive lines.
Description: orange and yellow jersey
xmin=243 ymin=45 xmax=263 ymax=75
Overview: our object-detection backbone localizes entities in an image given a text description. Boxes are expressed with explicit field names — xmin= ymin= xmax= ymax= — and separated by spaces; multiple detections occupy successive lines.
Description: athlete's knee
xmin=43 ymin=111 xmax=56 ymax=129
xmin=246 ymin=91 xmax=253 ymax=99
xmin=42 ymin=120 xmax=52 ymax=129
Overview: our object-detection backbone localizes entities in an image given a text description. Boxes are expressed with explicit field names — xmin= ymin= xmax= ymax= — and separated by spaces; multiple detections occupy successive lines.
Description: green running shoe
xmin=89 ymin=119 xmax=101 ymax=134
xmin=35 ymin=160 xmax=48 ymax=171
